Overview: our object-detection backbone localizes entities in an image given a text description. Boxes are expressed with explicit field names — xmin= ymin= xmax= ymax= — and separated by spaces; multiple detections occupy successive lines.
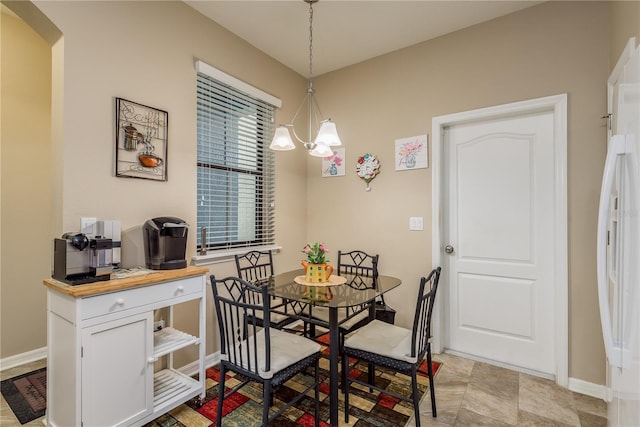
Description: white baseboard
xmin=176 ymin=352 xmax=221 ymax=377
xmin=0 ymin=347 xmax=47 ymax=372
xmin=568 ymin=376 xmax=608 ymax=400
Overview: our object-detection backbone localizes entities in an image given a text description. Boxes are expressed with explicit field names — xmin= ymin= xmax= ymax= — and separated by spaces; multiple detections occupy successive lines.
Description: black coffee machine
xmin=143 ymin=216 xmax=188 ymax=270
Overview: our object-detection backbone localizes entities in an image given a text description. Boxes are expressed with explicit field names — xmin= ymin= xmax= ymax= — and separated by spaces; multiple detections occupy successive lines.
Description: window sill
xmin=191 ymin=245 xmax=282 ymax=266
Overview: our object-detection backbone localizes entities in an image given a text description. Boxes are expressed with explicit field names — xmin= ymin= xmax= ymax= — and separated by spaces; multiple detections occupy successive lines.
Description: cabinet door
xmin=82 ymin=312 xmax=153 ymax=427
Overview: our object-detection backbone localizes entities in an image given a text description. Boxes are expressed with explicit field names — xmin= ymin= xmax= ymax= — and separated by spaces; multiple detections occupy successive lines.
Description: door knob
xmin=444 ymin=245 xmax=455 ymax=254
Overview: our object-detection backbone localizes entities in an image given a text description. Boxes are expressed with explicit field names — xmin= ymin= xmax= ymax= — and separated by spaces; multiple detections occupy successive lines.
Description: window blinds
xmin=196 ymin=70 xmax=276 ymax=251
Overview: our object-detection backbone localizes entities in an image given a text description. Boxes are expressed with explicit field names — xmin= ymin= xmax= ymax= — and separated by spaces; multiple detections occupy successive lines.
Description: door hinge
xmin=81 ymin=346 xmax=83 ymax=358
xmin=602 ymin=113 xmax=612 ymax=130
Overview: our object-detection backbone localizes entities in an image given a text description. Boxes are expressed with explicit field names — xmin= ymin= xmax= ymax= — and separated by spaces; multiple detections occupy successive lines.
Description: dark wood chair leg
xmin=263 ymin=380 xmax=272 ymax=425
xmin=314 ymin=361 xmax=320 ymax=427
xmin=217 ymin=365 xmax=226 ymax=427
xmin=411 ymin=369 xmax=421 ymax=427
xmin=427 ymin=348 xmax=437 ymax=417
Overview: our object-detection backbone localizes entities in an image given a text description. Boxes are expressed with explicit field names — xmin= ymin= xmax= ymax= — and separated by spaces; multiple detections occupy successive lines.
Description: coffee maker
xmin=53 ymin=232 xmax=114 ymax=285
xmin=143 ymin=217 xmax=188 ymax=270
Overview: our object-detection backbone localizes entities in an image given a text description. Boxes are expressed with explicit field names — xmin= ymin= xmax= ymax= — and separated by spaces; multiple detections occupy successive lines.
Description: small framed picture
xmin=395 ymin=134 xmax=428 ymax=171
xmin=115 ymin=98 xmax=168 ymax=181
xmin=322 ymin=147 xmax=346 ymax=177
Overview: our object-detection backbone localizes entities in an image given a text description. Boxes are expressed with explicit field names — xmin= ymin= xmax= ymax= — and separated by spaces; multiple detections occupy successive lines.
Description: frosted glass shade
xmin=314 ymin=120 xmax=342 ymax=147
xmin=309 ymin=143 xmax=334 ymax=158
xmin=269 ymin=125 xmax=296 ymax=151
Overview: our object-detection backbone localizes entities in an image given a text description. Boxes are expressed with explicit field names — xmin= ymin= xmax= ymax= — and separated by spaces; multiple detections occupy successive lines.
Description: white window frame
xmin=193 ymin=60 xmax=281 ymax=265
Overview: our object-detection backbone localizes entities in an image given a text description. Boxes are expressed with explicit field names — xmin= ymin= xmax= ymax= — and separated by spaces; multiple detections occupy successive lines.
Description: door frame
xmin=431 ymin=94 xmax=568 ymax=386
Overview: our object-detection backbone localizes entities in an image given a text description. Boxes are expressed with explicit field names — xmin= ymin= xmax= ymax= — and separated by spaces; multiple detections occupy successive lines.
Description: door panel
xmin=458 ymin=134 xmax=533 ymax=262
xmin=82 ymin=312 xmax=153 ymax=427
xmin=445 ymin=111 xmax=556 ymax=375
xmin=458 ymin=274 xmax=534 ymax=338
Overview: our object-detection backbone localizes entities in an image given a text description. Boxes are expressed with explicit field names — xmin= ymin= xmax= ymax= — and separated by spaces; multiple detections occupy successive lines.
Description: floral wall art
xmin=322 ymin=148 xmax=345 ymax=177
xmin=395 ymin=134 xmax=428 ymax=171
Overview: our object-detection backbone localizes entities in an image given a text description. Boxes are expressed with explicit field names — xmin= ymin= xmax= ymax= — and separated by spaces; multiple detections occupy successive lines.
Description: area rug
xmin=147 ymin=334 xmax=441 ymax=427
xmin=1 ymin=367 xmax=46 ymax=424
xmin=2 ymin=338 xmax=440 ymax=426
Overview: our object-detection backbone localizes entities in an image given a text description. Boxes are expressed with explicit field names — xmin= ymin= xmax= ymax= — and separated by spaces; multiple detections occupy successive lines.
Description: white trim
xmin=192 ymin=245 xmax=282 ymax=266
xmin=431 ymin=94 xmax=569 ymax=387
xmin=179 ymin=352 xmax=221 ymax=377
xmin=0 ymin=346 xmax=47 ymax=371
xmin=195 ymin=60 xmax=282 ymax=108
xmin=568 ymin=377 xmax=608 ymax=401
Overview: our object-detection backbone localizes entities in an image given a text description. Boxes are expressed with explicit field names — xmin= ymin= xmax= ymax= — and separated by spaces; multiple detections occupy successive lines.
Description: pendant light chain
xmin=308 ymin=0 xmax=314 ymax=80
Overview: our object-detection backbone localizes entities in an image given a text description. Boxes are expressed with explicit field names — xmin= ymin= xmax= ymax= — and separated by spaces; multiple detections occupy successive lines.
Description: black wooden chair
xmin=210 ymin=275 xmax=321 ymax=427
xmin=234 ymin=250 xmax=300 ymax=329
xmin=342 ymin=267 xmax=442 ymax=426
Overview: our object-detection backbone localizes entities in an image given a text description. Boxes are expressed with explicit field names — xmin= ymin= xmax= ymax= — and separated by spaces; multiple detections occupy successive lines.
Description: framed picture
xmin=395 ymin=134 xmax=428 ymax=171
xmin=115 ymin=98 xmax=168 ymax=181
xmin=322 ymin=148 xmax=346 ymax=177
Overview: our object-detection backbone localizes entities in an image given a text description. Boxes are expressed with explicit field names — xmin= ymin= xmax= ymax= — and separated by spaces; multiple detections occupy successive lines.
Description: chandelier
xmin=269 ymin=0 xmax=342 ymax=157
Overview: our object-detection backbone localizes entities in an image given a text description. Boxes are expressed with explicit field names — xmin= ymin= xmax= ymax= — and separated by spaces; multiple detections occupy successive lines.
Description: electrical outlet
xmin=409 ymin=217 xmax=424 ymax=231
xmin=154 ymin=320 xmax=165 ymax=332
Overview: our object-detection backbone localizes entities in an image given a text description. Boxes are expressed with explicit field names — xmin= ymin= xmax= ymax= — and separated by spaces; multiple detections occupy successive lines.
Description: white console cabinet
xmin=43 ymin=266 xmax=208 ymax=427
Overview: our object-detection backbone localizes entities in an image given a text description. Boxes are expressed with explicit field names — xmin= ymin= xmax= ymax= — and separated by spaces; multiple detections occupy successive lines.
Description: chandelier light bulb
xmin=309 ymin=142 xmax=334 ymax=158
xmin=269 ymin=125 xmax=296 ymax=151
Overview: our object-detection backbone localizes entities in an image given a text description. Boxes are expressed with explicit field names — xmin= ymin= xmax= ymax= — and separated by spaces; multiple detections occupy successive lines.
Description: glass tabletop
xmin=268 ymin=269 xmax=401 ymax=308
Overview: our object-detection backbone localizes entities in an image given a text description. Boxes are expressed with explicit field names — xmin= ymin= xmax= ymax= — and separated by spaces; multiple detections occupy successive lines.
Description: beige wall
xmin=1 ymin=0 xmax=309 ymax=364
xmin=610 ymin=0 xmax=640 ymax=67
xmin=0 ymin=9 xmax=52 ymax=358
xmin=309 ymin=1 xmax=613 ymax=385
xmin=1 ymin=0 xmax=638 ymax=386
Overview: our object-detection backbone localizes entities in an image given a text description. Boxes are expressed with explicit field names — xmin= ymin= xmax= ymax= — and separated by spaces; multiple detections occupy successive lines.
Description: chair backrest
xmin=234 ymin=250 xmax=274 ymax=283
xmin=210 ymin=275 xmax=272 ymax=375
xmin=410 ymin=267 xmax=442 ymax=360
xmin=338 ymin=250 xmax=379 ymax=290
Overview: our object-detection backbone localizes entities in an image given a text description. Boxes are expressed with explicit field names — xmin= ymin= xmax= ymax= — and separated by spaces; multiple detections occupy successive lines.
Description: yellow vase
xmin=301 ymin=261 xmax=334 ymax=283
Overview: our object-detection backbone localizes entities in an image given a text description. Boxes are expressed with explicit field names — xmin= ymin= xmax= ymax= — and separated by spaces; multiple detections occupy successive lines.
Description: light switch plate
xmin=409 ymin=217 xmax=423 ymax=231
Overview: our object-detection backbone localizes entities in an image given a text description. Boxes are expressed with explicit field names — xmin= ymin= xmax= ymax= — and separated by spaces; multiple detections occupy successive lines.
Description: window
xmin=196 ymin=61 xmax=279 ymax=252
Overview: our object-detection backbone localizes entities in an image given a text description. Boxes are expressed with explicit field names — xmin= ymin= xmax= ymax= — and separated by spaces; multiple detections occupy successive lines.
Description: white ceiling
xmin=185 ymin=0 xmax=543 ymax=78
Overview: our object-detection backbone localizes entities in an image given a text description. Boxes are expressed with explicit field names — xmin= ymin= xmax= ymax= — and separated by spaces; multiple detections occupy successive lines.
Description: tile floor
xmin=409 ymin=353 xmax=607 ymax=427
xmin=1 ymin=353 xmax=607 ymax=426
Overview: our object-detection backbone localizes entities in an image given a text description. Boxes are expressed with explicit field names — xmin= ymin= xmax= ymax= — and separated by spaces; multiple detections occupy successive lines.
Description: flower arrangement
xmin=397 ymin=139 xmax=424 ymax=166
xmin=302 ymin=242 xmax=330 ymax=264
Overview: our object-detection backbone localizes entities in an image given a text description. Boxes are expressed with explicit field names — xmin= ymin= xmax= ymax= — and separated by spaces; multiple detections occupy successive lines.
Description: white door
xmin=443 ymin=110 xmax=557 ymax=376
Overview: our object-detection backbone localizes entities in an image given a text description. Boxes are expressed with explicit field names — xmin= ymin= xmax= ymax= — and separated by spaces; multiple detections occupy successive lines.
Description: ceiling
xmin=185 ymin=0 xmax=543 ymax=78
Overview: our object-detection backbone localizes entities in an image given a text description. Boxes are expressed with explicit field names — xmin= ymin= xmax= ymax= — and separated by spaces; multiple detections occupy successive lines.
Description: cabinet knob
xmin=177 ymin=286 xmax=184 ymax=292
xmin=116 ymin=298 xmax=125 ymax=306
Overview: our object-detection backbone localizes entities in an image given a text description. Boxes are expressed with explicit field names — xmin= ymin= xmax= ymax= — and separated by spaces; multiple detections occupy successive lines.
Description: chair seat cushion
xmin=343 ymin=319 xmax=417 ymax=363
xmin=310 ymin=307 xmax=370 ymax=331
xmin=221 ymin=329 xmax=321 ymax=379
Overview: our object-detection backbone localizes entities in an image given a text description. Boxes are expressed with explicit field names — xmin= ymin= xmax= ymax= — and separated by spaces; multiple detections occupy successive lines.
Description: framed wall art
xmin=395 ymin=134 xmax=428 ymax=171
xmin=322 ymin=148 xmax=345 ymax=177
xmin=115 ymin=97 xmax=168 ymax=181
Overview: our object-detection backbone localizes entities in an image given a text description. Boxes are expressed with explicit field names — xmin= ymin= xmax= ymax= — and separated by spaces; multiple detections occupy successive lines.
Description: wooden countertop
xmin=43 ymin=266 xmax=209 ymax=297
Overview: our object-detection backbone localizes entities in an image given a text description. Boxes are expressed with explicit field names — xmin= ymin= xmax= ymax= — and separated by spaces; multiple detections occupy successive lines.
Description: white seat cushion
xmin=311 ymin=307 xmax=370 ymax=330
xmin=343 ymin=319 xmax=417 ymax=363
xmin=221 ymin=328 xmax=321 ymax=379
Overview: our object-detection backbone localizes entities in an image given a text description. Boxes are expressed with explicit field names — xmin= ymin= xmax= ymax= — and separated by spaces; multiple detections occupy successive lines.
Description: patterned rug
xmin=147 ymin=334 xmax=441 ymax=427
xmin=1 ymin=367 xmax=47 ymax=424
